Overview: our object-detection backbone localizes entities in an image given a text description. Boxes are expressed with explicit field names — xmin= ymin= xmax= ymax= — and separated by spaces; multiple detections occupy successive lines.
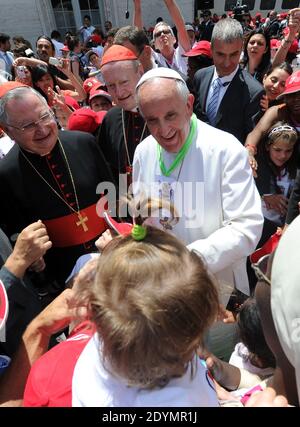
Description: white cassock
xmin=133 ymin=118 xmax=263 ymax=303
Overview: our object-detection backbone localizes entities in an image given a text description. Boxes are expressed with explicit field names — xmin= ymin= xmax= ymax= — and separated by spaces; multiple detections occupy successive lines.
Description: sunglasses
xmin=154 ymin=29 xmax=171 ymax=38
xmin=251 ymin=254 xmax=271 ymax=286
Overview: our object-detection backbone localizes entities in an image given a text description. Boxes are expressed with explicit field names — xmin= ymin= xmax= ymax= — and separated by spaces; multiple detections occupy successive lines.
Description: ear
xmin=137 ymin=62 xmax=144 ymax=77
xmin=263 ymin=73 xmax=267 ymax=84
xmin=143 ymin=45 xmax=152 ymax=60
xmin=187 ymin=93 xmax=194 ymax=115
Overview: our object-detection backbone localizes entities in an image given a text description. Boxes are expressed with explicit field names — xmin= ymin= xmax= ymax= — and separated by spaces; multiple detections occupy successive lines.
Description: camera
xmin=232 ymin=1 xmax=249 ymax=23
xmin=25 ymin=48 xmax=35 ymax=58
xmin=16 ymin=65 xmax=27 ymax=79
xmin=49 ymin=56 xmax=62 ymax=67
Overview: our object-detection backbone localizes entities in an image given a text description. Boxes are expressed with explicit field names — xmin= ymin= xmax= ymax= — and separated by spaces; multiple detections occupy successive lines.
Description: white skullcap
xmin=136 ymin=68 xmax=186 ymax=91
xmin=271 ymin=214 xmax=300 ymax=400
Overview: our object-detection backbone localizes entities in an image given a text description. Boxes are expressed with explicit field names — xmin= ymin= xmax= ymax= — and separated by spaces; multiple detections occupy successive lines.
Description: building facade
xmin=0 ymin=0 xmax=194 ymax=48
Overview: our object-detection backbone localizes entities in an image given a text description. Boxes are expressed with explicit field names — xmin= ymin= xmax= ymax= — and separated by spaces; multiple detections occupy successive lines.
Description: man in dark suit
xmin=193 ymin=18 xmax=265 ymax=144
xmin=198 ymin=10 xmax=214 ymax=42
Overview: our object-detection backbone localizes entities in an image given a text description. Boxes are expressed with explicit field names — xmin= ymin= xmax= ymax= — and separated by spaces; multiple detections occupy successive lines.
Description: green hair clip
xmin=131 ymin=224 xmax=147 ymax=241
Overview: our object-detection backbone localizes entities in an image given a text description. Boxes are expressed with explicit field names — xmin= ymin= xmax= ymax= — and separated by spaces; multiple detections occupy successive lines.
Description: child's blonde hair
xmin=89 ymin=226 xmax=219 ymax=389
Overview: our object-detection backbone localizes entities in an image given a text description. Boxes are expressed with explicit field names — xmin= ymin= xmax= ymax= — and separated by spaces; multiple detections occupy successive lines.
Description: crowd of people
xmin=0 ymin=0 xmax=300 ymax=408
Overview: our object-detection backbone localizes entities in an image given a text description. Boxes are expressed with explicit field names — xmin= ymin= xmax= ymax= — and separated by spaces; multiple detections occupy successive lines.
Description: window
xmin=225 ymin=0 xmax=237 ymax=11
xmin=79 ymin=0 xmax=101 ymax=28
xmin=259 ymin=0 xmax=276 ymax=10
xmin=51 ymin=0 xmax=76 ymax=35
xmin=282 ymin=0 xmax=300 ymax=9
xmin=196 ymin=0 xmax=214 ymax=9
xmin=241 ymin=0 xmax=255 ymax=10
xmin=225 ymin=0 xmax=255 ymax=11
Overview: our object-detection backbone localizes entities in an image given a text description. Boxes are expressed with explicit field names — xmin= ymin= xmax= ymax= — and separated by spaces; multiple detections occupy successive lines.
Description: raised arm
xmin=163 ymin=0 xmax=190 ymax=52
xmin=0 ymin=288 xmax=84 ymax=406
xmin=245 ymin=105 xmax=280 ymax=176
xmin=272 ymin=8 xmax=300 ymax=67
xmin=133 ymin=0 xmax=143 ymax=29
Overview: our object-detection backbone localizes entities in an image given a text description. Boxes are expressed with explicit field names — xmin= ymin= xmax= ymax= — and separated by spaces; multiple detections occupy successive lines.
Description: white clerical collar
xmin=213 ymin=65 xmax=239 ymax=86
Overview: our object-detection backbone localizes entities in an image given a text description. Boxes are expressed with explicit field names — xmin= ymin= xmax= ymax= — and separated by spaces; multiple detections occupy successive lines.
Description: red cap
xmin=90 ymin=34 xmax=102 ymax=45
xmin=103 ymin=212 xmax=133 ymax=236
xmin=83 ymin=77 xmax=103 ymax=94
xmin=0 ymin=81 xmax=27 ymax=98
xmin=283 ymin=27 xmax=290 ymax=37
xmin=277 ymin=70 xmax=300 ymax=99
xmin=101 ymin=45 xmax=138 ymax=68
xmin=67 ymin=107 xmax=106 ymax=133
xmin=60 ymin=45 xmax=70 ymax=52
xmin=270 ymin=39 xmax=279 ymax=49
xmin=89 ymin=88 xmax=112 ymax=104
xmin=0 ymin=280 xmax=9 ymax=332
xmin=183 ymin=40 xmax=212 ymax=58
xmin=64 ymin=95 xmax=80 ymax=111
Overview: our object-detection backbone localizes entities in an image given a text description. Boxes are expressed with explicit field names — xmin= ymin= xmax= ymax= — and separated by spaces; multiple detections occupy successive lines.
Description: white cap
xmin=136 ymin=68 xmax=186 ymax=91
xmin=185 ymin=24 xmax=195 ymax=32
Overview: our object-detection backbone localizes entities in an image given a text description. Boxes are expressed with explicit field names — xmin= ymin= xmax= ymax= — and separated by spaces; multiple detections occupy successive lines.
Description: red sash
xmin=43 ymin=203 xmax=107 ymax=247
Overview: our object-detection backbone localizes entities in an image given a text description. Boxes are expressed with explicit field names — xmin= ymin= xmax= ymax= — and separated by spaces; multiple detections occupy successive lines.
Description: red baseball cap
xmin=67 ymin=107 xmax=106 ymax=133
xmin=90 ymin=34 xmax=102 ymax=45
xmin=60 ymin=45 xmax=70 ymax=52
xmin=103 ymin=212 xmax=133 ymax=236
xmin=83 ymin=77 xmax=103 ymax=94
xmin=0 ymin=81 xmax=27 ymax=98
xmin=64 ymin=95 xmax=80 ymax=111
xmin=89 ymin=88 xmax=112 ymax=104
xmin=270 ymin=39 xmax=279 ymax=49
xmin=101 ymin=45 xmax=137 ymax=68
xmin=277 ymin=70 xmax=300 ymax=100
xmin=183 ymin=41 xmax=212 ymax=58
xmin=0 ymin=280 xmax=9 ymax=332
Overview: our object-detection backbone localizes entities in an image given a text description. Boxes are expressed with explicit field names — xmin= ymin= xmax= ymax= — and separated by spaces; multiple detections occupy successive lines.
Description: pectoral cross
xmin=76 ymin=212 xmax=88 ymax=232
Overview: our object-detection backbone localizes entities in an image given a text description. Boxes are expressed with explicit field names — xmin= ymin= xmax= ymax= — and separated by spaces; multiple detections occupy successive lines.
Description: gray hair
xmin=136 ymin=77 xmax=189 ymax=116
xmin=0 ymin=86 xmax=48 ymax=125
xmin=211 ymin=18 xmax=243 ymax=48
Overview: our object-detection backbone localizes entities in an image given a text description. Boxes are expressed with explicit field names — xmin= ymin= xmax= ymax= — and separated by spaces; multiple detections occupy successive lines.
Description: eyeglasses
xmin=251 ymin=254 xmax=271 ymax=286
xmin=7 ymin=110 xmax=55 ymax=132
xmin=154 ymin=29 xmax=171 ymax=38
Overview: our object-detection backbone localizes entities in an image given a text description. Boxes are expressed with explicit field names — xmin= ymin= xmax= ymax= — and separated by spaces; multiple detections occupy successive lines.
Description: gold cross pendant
xmin=76 ymin=212 xmax=88 ymax=232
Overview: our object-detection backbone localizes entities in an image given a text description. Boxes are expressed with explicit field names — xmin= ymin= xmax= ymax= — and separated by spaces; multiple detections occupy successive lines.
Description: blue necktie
xmin=4 ymin=52 xmax=13 ymax=74
xmin=206 ymin=78 xmax=222 ymax=126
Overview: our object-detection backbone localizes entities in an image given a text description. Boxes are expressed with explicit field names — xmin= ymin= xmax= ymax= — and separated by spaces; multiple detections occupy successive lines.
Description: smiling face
xmin=267 ymin=139 xmax=295 ymax=168
xmin=138 ymin=78 xmax=194 ymax=153
xmin=101 ymin=60 xmax=143 ymax=111
xmin=263 ymin=68 xmax=290 ymax=101
xmin=3 ymin=92 xmax=58 ymax=156
xmin=34 ymin=72 xmax=54 ymax=94
xmin=211 ymin=38 xmax=243 ymax=77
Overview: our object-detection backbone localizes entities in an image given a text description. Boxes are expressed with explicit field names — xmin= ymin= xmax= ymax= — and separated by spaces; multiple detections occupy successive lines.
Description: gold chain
xmin=20 ymin=138 xmax=80 ymax=215
xmin=121 ymin=109 xmax=147 ymax=168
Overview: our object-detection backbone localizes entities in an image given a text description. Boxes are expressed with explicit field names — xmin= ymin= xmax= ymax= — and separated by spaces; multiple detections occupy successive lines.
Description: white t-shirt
xmin=72 ymin=333 xmax=219 ymax=407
